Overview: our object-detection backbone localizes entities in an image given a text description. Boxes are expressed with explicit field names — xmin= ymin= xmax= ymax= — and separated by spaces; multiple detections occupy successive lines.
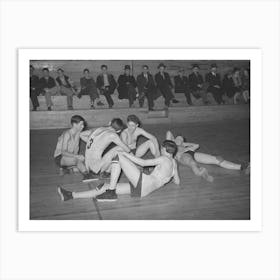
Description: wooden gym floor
xmin=30 ymin=119 xmax=250 ymax=220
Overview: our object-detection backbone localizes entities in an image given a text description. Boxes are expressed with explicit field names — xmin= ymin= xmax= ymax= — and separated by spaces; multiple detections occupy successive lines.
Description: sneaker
xmin=99 ymin=171 xmax=111 ymax=179
xmin=47 ymin=107 xmax=52 ymax=111
xmin=172 ymin=99 xmax=179 ymax=104
xmin=97 ymin=101 xmax=105 ymax=106
xmin=57 ymin=186 xmax=73 ymax=201
xmin=96 ymin=189 xmax=117 ymax=202
xmin=90 ymin=104 xmax=95 ymax=109
xmin=82 ymin=172 xmax=99 ymax=183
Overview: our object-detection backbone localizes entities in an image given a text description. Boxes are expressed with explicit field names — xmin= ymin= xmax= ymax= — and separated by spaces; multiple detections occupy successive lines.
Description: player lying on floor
xmin=54 ymin=115 xmax=97 ymax=181
xmin=166 ymin=130 xmax=250 ymax=182
xmin=57 ymin=140 xmax=180 ymax=202
xmin=120 ymin=114 xmax=160 ymax=157
xmin=79 ymin=118 xmax=131 ymax=182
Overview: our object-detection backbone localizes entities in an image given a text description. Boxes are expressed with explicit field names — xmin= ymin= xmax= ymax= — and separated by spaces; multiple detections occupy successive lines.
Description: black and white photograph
xmin=28 ymin=58 xmax=251 ymax=221
xmin=18 ymin=48 xmax=261 ymax=231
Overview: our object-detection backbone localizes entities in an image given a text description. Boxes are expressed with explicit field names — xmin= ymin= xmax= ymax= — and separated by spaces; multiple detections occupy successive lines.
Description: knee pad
xmin=216 ymin=156 xmax=224 ymax=165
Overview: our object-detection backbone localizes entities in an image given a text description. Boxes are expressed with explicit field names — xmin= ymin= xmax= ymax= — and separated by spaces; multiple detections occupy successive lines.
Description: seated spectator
xmin=117 ymin=65 xmax=138 ymax=108
xmin=155 ymin=63 xmax=178 ymax=108
xmin=30 ymin=65 xmax=40 ymax=111
xmin=136 ymin=65 xmax=156 ymax=111
xmin=96 ymin=65 xmax=117 ymax=109
xmin=79 ymin=69 xmax=104 ymax=109
xmin=39 ymin=68 xmax=58 ymax=111
xmin=222 ymin=72 xmax=235 ymax=99
xmin=241 ymin=68 xmax=250 ymax=103
xmin=188 ymin=64 xmax=208 ymax=105
xmin=56 ymin=68 xmax=77 ymax=110
xmin=205 ymin=63 xmax=224 ymax=105
xmin=174 ymin=68 xmax=192 ymax=106
xmin=232 ymin=67 xmax=243 ymax=104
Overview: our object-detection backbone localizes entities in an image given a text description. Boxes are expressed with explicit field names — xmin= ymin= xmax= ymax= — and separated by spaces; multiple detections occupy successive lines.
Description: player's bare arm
xmin=121 ymin=151 xmax=163 ymax=167
xmin=111 ymin=134 xmax=131 ymax=153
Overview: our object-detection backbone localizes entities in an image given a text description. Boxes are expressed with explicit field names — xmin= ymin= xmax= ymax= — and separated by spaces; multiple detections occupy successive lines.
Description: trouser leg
xmin=45 ymin=91 xmax=53 ymax=108
xmin=30 ymin=90 xmax=39 ymax=109
xmin=184 ymin=89 xmax=192 ymax=105
xmin=146 ymin=90 xmax=154 ymax=110
xmin=103 ymin=90 xmax=114 ymax=107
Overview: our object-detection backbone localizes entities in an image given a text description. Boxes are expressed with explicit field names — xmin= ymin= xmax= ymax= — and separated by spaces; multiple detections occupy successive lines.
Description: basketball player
xmin=166 ymin=130 xmax=250 ymax=182
xmin=79 ymin=118 xmax=131 ymax=182
xmin=120 ymin=114 xmax=160 ymax=158
xmin=54 ymin=115 xmax=96 ymax=182
xmin=57 ymin=140 xmax=180 ymax=201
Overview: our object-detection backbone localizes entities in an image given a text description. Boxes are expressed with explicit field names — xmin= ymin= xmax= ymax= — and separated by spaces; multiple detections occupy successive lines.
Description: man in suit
xmin=39 ymin=67 xmax=58 ymax=111
xmin=155 ymin=63 xmax=178 ymax=108
xmin=205 ymin=63 xmax=224 ymax=105
xmin=56 ymin=68 xmax=77 ymax=110
xmin=174 ymin=68 xmax=192 ymax=106
xmin=30 ymin=65 xmax=40 ymax=111
xmin=136 ymin=65 xmax=156 ymax=111
xmin=117 ymin=65 xmax=138 ymax=107
xmin=188 ymin=64 xmax=208 ymax=105
xmin=96 ymin=65 xmax=117 ymax=108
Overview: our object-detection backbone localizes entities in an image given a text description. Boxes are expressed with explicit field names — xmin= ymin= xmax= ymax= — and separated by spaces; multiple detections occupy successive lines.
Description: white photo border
xmin=19 ymin=48 xmax=261 ymax=232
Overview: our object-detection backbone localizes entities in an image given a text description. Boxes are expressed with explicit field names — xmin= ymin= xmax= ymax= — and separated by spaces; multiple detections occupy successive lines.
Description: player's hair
xmin=83 ymin=68 xmax=90 ymax=73
xmin=71 ymin=115 xmax=85 ymax=125
xmin=57 ymin=68 xmax=64 ymax=72
xmin=143 ymin=65 xmax=149 ymax=69
xmin=110 ymin=118 xmax=125 ymax=132
xmin=162 ymin=140 xmax=178 ymax=157
xmin=42 ymin=67 xmax=49 ymax=72
xmin=127 ymin=114 xmax=142 ymax=127
xmin=101 ymin=64 xmax=108 ymax=69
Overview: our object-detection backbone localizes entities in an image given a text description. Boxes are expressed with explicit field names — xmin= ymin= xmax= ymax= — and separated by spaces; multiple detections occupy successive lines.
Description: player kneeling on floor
xmin=54 ymin=115 xmax=97 ymax=182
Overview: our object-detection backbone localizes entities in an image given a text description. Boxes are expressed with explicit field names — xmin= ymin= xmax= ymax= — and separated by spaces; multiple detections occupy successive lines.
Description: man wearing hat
xmin=205 ymin=63 xmax=224 ymax=105
xmin=174 ymin=68 xmax=193 ymax=106
xmin=30 ymin=65 xmax=40 ymax=111
xmin=188 ymin=64 xmax=208 ymax=105
xmin=117 ymin=65 xmax=138 ymax=107
xmin=96 ymin=65 xmax=117 ymax=108
xmin=136 ymin=65 xmax=156 ymax=111
xmin=155 ymin=63 xmax=178 ymax=108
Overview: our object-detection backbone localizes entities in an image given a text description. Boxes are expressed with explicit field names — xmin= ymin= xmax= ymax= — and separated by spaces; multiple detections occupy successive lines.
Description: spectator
xmin=117 ymin=65 xmax=138 ymax=108
xmin=241 ymin=68 xmax=250 ymax=103
xmin=232 ymin=67 xmax=242 ymax=104
xmin=155 ymin=63 xmax=178 ymax=108
xmin=188 ymin=64 xmax=208 ymax=105
xmin=222 ymin=72 xmax=235 ymax=100
xmin=96 ymin=65 xmax=117 ymax=108
xmin=174 ymin=68 xmax=193 ymax=106
xmin=39 ymin=68 xmax=58 ymax=111
xmin=137 ymin=65 xmax=156 ymax=111
xmin=30 ymin=65 xmax=40 ymax=111
xmin=56 ymin=68 xmax=77 ymax=110
xmin=79 ymin=69 xmax=104 ymax=109
xmin=205 ymin=63 xmax=224 ymax=105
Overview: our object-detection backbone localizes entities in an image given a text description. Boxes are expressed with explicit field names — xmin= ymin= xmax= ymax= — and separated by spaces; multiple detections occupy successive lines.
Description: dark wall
xmin=30 ymin=60 xmax=250 ymax=84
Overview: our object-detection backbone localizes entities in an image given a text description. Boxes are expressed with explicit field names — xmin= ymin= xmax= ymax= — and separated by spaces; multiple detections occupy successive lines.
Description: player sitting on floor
xmin=166 ymin=130 xmax=250 ymax=182
xmin=57 ymin=140 xmax=180 ymax=202
xmin=53 ymin=115 xmax=96 ymax=182
xmin=120 ymin=114 xmax=160 ymax=157
xmin=79 ymin=118 xmax=131 ymax=182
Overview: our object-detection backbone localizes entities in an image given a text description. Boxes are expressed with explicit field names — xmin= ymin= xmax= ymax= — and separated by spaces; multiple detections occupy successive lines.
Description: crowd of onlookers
xmin=30 ymin=63 xmax=250 ymax=111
